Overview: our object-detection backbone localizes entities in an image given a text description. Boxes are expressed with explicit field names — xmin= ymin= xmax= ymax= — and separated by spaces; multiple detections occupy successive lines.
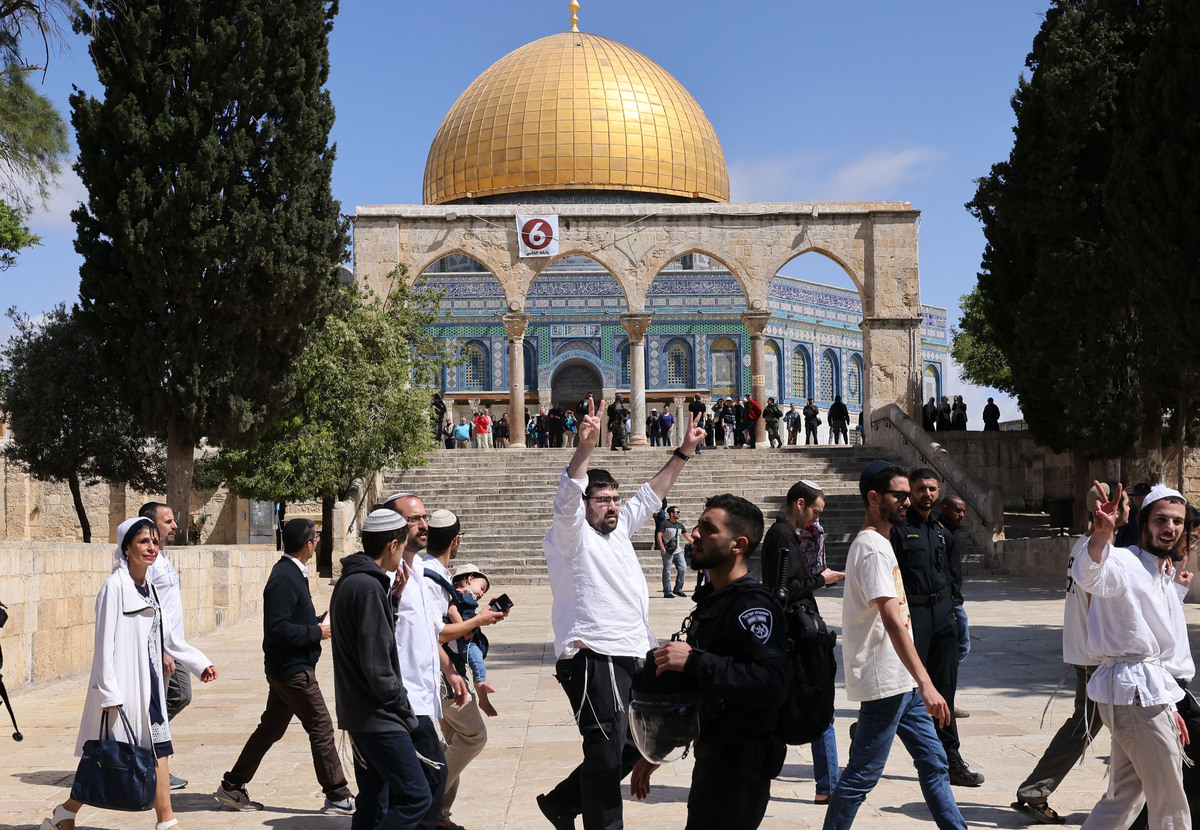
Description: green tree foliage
xmin=964 ymin=0 xmax=1158 ymax=460
xmin=71 ymin=1 xmax=350 ymax=530
xmin=950 ymin=287 xmax=1012 ymax=393
xmin=0 ymin=1 xmax=71 ymax=212
xmin=0 ymin=198 xmax=39 ymax=269
xmin=0 ymin=305 xmax=164 ymax=542
xmin=215 ymin=275 xmax=448 ymax=505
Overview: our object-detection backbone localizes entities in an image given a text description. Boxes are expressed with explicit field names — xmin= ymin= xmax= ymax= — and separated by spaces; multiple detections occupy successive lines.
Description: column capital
xmin=502 ymin=312 xmax=531 ymax=339
xmin=619 ymin=311 xmax=654 ymax=343
xmin=740 ymin=310 xmax=771 ymax=337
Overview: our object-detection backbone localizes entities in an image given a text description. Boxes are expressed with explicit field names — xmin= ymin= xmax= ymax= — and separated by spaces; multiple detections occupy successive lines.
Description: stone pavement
xmin=4 ymin=571 xmax=1198 ymax=830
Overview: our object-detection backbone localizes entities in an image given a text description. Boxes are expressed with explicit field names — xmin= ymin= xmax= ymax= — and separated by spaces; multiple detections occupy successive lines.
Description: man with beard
xmin=630 ymin=494 xmax=787 ymax=830
xmin=891 ymin=470 xmax=981 ymax=787
xmin=536 ymin=399 xmax=705 ymax=830
xmin=823 ymin=461 xmax=964 ymax=830
xmin=1073 ymin=484 xmax=1193 ymax=830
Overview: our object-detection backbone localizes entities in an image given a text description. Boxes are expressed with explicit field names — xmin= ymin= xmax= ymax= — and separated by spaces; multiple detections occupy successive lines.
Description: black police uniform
xmin=891 ymin=509 xmax=965 ymax=769
xmin=680 ymin=575 xmax=788 ymax=830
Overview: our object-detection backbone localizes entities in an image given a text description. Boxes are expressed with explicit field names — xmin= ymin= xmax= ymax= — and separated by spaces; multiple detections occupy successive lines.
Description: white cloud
xmin=728 ymin=146 xmax=940 ymax=203
xmin=29 ymin=169 xmax=87 ymax=231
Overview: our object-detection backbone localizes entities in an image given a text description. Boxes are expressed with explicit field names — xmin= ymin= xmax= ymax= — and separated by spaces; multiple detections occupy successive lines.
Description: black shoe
xmin=673 ymin=590 xmax=687 ymax=597
xmin=848 ymin=721 xmax=857 ymax=744
xmin=664 ymin=592 xmax=674 ymax=599
xmin=536 ymin=794 xmax=575 ymax=830
xmin=949 ymin=760 xmax=985 ymax=787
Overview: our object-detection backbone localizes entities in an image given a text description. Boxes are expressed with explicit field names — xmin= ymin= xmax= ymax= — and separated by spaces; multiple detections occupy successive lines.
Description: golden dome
xmin=423 ymin=31 xmax=729 ymax=204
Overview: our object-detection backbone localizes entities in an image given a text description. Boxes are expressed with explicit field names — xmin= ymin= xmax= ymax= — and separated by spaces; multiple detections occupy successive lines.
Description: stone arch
xmin=644 ymin=245 xmax=752 ymax=308
xmin=770 ymin=246 xmax=865 ymax=299
xmin=549 ymin=355 xmax=608 ymax=405
xmin=524 ymin=252 xmax=630 ymax=315
xmin=416 ymin=251 xmax=510 ymax=320
xmin=528 ymin=249 xmax=633 ymax=310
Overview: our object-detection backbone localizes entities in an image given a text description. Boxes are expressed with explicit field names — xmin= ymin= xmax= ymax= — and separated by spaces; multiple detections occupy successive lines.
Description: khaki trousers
xmin=1082 ymin=702 xmax=1189 ymax=830
xmin=439 ymin=689 xmax=488 ymax=819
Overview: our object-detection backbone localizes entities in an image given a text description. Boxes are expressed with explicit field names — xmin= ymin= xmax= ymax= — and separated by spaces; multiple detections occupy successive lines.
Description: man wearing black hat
xmin=330 ymin=509 xmax=431 ymax=829
xmin=215 ymin=519 xmax=354 ymax=815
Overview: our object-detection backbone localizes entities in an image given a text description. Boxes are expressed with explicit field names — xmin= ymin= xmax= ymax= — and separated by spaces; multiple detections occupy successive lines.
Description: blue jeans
xmin=812 ymin=721 xmax=840 ymax=796
xmin=822 ymin=690 xmax=965 ymax=830
xmin=349 ymin=729 xmax=432 ymax=830
xmin=661 ymin=550 xmax=686 ymax=594
xmin=953 ymin=604 xmax=970 ymax=662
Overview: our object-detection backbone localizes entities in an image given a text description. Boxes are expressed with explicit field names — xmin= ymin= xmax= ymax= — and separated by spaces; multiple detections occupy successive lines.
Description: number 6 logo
xmin=521 ymin=217 xmax=553 ymax=251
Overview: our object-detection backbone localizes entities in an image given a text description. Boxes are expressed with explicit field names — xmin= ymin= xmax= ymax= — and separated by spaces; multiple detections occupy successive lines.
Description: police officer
xmin=631 ymin=494 xmax=787 ymax=830
xmin=607 ymin=394 xmax=630 ymax=450
xmin=891 ymin=469 xmax=982 ymax=787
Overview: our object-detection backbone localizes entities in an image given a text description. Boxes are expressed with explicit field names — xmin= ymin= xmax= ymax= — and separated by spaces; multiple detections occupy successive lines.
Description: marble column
xmin=502 ymin=312 xmax=530 ymax=449
xmin=620 ymin=312 xmax=654 ymax=447
xmin=671 ymin=395 xmax=686 ymax=445
xmin=742 ymin=311 xmax=771 ymax=448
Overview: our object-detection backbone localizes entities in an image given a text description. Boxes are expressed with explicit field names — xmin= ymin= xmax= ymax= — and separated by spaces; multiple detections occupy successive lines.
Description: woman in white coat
xmin=43 ymin=517 xmax=203 ymax=830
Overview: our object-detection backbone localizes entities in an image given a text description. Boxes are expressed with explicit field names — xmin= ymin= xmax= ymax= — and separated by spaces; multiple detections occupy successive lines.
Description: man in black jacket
xmin=632 ymin=494 xmax=788 ymax=829
xmin=215 ymin=519 xmax=354 ymax=814
xmin=330 ymin=509 xmax=431 ymax=830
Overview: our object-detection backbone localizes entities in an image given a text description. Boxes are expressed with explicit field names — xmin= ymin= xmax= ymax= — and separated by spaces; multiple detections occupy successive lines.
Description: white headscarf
xmin=112 ymin=516 xmax=156 ymax=572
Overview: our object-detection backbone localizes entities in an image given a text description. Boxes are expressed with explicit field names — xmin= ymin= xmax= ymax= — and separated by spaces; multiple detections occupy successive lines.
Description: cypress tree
xmin=71 ymin=1 xmax=349 ymax=529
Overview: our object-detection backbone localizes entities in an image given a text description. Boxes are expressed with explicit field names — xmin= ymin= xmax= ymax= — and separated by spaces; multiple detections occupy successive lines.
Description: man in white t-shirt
xmin=822 ymin=461 xmax=965 ymax=830
xmin=1073 ymin=483 xmax=1193 ymax=830
xmin=537 ymin=399 xmax=705 ymax=830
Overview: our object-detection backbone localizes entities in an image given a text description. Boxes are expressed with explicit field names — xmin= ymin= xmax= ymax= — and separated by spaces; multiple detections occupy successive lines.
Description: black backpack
xmin=770 ymin=551 xmax=837 ymax=746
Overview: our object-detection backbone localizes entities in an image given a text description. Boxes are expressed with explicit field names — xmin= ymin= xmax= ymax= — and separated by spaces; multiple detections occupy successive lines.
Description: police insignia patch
xmin=738 ymin=608 xmax=772 ymax=642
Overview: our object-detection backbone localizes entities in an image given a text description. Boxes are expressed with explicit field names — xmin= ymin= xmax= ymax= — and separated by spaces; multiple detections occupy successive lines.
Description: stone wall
xmin=0 ymin=541 xmax=296 ymax=691
xmin=930 ymin=431 xmax=1075 ymax=511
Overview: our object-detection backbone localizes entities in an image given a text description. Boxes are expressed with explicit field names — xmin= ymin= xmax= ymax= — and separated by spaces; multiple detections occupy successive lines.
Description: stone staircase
xmin=383 ymin=445 xmax=919 ymax=585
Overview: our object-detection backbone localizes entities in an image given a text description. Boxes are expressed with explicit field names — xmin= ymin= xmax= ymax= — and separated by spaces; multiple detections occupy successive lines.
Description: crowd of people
xmin=39 ymin=402 xmax=1200 ymax=830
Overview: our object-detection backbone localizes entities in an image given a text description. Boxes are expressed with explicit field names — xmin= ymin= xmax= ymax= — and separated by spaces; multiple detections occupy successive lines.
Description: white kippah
xmin=428 ymin=508 xmax=457 ymax=529
xmin=1141 ymin=484 xmax=1184 ymax=512
xmin=800 ymin=479 xmax=821 ymax=490
xmin=382 ymin=492 xmax=410 ymax=506
xmin=362 ymin=509 xmax=406 ymax=533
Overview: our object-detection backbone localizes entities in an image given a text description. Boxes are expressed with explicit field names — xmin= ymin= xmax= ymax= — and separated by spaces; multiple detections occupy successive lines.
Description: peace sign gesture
xmin=1091 ymin=479 xmax=1124 ymax=543
xmin=577 ymin=396 xmax=605 ymax=447
xmin=681 ymin=409 xmax=706 ymax=453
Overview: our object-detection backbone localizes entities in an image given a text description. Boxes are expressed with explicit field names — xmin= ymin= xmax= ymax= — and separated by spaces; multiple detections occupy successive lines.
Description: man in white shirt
xmin=386 ymin=494 xmax=468 ymax=830
xmin=1073 ymin=483 xmax=1193 ymax=830
xmin=536 ymin=399 xmax=705 ymax=830
xmin=822 ymin=461 xmax=964 ymax=830
xmin=140 ymin=501 xmax=217 ymax=791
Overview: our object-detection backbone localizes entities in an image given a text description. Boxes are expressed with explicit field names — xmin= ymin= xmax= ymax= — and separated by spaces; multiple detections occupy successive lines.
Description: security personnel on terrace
xmin=631 ymin=494 xmax=787 ymax=830
xmin=890 ymin=468 xmax=983 ymax=787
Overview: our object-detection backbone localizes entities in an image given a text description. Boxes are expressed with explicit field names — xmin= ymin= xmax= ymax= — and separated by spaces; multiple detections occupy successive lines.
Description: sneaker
xmin=673 ymin=590 xmax=687 ymax=597
xmin=169 ymin=773 xmax=188 ymax=790
xmin=949 ymin=760 xmax=985 ymax=787
xmin=214 ymin=783 xmax=264 ymax=811
xmin=323 ymin=795 xmax=356 ymax=816
xmin=953 ymin=706 xmax=970 ymax=718
xmin=536 ymin=794 xmax=575 ymax=830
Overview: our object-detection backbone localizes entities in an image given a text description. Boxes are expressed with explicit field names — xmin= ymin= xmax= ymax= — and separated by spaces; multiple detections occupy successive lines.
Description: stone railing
xmin=868 ymin=404 xmax=1005 ymax=557
xmin=0 ymin=542 xmax=289 ymax=691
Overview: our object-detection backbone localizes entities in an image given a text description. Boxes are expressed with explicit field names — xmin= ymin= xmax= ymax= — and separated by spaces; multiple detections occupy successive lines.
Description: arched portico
xmin=353 ymin=202 xmax=923 ymax=443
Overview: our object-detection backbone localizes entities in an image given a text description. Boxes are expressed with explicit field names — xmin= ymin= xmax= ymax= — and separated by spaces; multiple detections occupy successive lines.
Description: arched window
xmin=819 ymin=350 xmax=839 ymax=401
xmin=463 ymin=341 xmax=489 ymax=389
xmin=764 ymin=340 xmax=780 ymax=401
xmin=619 ymin=342 xmax=631 ymax=388
xmin=523 ymin=341 xmax=537 ymax=391
xmin=664 ymin=339 xmax=692 ymax=387
xmin=923 ymin=364 xmax=941 ymax=403
xmin=848 ymin=354 xmax=863 ymax=408
xmin=790 ymin=346 xmax=809 ymax=399
xmin=711 ymin=336 xmax=738 ymax=397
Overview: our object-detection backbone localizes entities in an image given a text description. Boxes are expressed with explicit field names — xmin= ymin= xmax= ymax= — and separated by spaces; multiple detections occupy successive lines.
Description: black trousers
xmin=910 ymin=598 xmax=963 ymax=766
xmin=686 ymin=758 xmax=772 ymax=830
xmin=411 ymin=715 xmax=447 ymax=830
xmin=542 ymin=651 xmax=642 ymax=830
xmin=1016 ymin=665 xmax=1101 ymax=804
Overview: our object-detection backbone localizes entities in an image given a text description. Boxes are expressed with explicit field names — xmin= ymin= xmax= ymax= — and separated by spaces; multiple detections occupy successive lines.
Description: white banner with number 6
xmin=516 ymin=214 xmax=559 ymax=258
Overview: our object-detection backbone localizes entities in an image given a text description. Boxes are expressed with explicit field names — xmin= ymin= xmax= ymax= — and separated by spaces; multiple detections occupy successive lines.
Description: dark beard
xmin=1143 ymin=540 xmax=1180 ymax=561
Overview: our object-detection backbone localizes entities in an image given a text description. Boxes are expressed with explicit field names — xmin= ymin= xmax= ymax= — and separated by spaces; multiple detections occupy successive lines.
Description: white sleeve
xmin=1070 ymin=538 xmax=1126 ymax=598
xmin=92 ymin=581 xmax=124 ymax=708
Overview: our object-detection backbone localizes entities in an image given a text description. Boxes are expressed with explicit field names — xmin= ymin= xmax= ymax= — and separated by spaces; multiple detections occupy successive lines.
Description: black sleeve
xmin=944 ymin=528 xmax=964 ymax=602
xmin=685 ymin=600 xmax=788 ymax=709
xmin=761 ymin=523 xmax=823 ymax=603
xmin=263 ymin=568 xmax=321 ymax=649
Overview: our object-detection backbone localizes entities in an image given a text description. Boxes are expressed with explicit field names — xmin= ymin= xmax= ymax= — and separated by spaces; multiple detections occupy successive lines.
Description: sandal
xmin=1011 ymin=800 xmax=1065 ymax=824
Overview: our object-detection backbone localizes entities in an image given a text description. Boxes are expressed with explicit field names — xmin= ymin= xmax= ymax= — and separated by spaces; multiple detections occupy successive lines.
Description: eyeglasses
xmin=884 ymin=490 xmax=913 ymax=503
xmin=401 ymin=514 xmax=430 ymax=525
xmin=585 ymin=496 xmax=622 ymax=506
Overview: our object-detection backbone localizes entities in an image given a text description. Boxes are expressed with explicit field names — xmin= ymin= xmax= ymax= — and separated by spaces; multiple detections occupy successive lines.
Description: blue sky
xmin=3 ymin=0 xmax=1049 ymax=421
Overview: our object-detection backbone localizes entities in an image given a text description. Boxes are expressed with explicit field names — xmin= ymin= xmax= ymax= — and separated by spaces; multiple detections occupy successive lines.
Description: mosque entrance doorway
xmin=551 ymin=361 xmax=602 ymax=410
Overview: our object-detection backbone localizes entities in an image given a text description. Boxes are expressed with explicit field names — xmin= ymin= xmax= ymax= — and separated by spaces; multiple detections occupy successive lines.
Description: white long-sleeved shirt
xmin=1071 ymin=540 xmax=1193 ymax=706
xmin=543 ymin=470 xmax=659 ymax=660
xmin=393 ymin=559 xmax=444 ymax=718
xmin=148 ymin=552 xmax=212 ymax=677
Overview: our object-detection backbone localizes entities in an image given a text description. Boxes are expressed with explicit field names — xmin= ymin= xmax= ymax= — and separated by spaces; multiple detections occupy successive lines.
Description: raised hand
xmin=1091 ymin=480 xmax=1123 ymax=543
xmin=577 ymin=397 xmax=604 ymax=446
xmin=681 ymin=409 xmax=706 ymax=453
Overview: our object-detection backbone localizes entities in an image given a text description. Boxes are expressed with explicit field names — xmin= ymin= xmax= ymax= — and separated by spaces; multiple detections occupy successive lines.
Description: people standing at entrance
xmin=215 ymin=519 xmax=353 ymax=815
xmin=647 ymin=409 xmax=661 ymax=447
xmin=982 ymin=397 xmax=1001 ymax=431
xmin=950 ymin=396 xmax=967 ymax=430
xmin=688 ymin=395 xmax=707 ymax=454
xmin=822 ymin=461 xmax=965 ymax=830
xmin=474 ymin=408 xmax=493 ymax=449
xmin=936 ymin=396 xmax=952 ymax=432
xmin=494 ymin=413 xmax=511 ymax=449
xmin=547 ymin=404 xmax=565 ymax=447
xmin=761 ymin=480 xmax=845 ymax=804
xmin=785 ymin=403 xmax=802 ymax=445
xmin=763 ymin=397 xmax=783 ymax=448
xmin=453 ymin=417 xmax=471 ymax=449
xmin=829 ymin=395 xmax=850 ymax=445
xmin=607 ymin=395 xmax=630 ymax=451
xmin=657 ymin=506 xmax=688 ymax=598
xmin=741 ymin=393 xmax=761 ymax=449
xmin=658 ymin=406 xmax=675 ymax=447
xmin=141 ymin=502 xmax=217 ymax=791
xmin=923 ymin=397 xmax=938 ymax=432
xmin=536 ymin=399 xmax=705 ymax=830
xmin=891 ymin=469 xmax=982 ymax=787
xmin=721 ymin=400 xmax=737 ymax=449
xmin=432 ymin=394 xmax=447 ymax=443
xmin=803 ymin=398 xmax=821 ymax=445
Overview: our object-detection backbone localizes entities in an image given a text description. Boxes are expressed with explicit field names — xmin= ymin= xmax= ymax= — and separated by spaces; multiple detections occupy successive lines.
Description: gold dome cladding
xmin=423 ymin=31 xmax=729 ymax=204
